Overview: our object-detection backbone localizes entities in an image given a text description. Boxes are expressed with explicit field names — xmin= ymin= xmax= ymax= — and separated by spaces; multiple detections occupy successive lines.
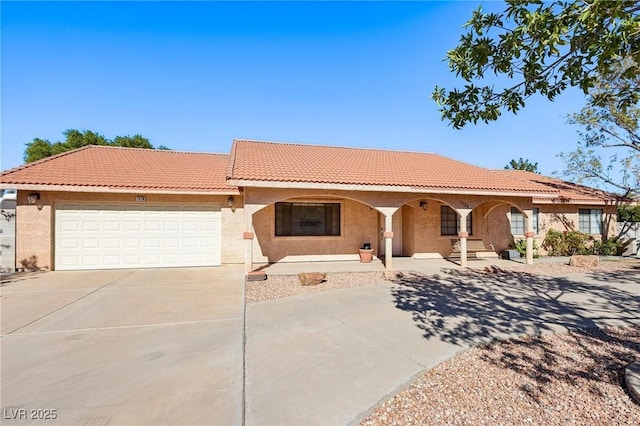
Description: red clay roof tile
xmin=497 ymin=170 xmax=619 ymax=203
xmin=227 ymin=139 xmax=557 ymax=195
xmin=1 ymin=145 xmax=238 ymax=194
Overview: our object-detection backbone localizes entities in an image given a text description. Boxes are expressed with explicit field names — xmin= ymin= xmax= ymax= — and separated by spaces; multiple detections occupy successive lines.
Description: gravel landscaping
xmin=246 ymin=258 xmax=638 ymax=304
xmin=361 ymin=326 xmax=640 ymax=426
xmin=245 ymin=271 xmax=386 ymax=304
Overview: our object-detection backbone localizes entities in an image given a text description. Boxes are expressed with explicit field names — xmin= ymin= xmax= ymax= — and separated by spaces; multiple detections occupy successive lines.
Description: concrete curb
xmin=625 ymin=361 xmax=640 ymax=405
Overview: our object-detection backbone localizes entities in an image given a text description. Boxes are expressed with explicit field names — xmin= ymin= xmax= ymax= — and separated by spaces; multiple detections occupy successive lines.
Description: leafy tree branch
xmin=433 ymin=0 xmax=640 ymax=129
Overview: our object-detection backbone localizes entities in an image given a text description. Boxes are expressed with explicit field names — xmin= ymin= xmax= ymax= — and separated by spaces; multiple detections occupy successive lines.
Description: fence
xmin=618 ymin=221 xmax=640 ymax=257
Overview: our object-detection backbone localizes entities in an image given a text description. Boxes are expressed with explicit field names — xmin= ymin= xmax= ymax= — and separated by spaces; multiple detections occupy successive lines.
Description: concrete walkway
xmin=1 ymin=266 xmax=245 ymax=426
xmin=245 ymin=266 xmax=640 ymax=425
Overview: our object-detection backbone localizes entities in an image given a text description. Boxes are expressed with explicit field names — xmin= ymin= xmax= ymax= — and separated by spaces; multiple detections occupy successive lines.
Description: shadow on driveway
xmin=390 ymin=268 xmax=640 ymax=399
xmin=391 ymin=268 xmax=640 ymax=345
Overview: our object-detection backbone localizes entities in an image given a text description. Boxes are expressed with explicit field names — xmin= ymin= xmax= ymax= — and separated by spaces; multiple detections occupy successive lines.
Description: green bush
xmin=543 ymin=229 xmax=590 ymax=256
xmin=543 ymin=229 xmax=622 ymax=256
xmin=592 ymin=237 xmax=623 ymax=256
xmin=511 ymin=239 xmax=540 ymax=258
xmin=542 ymin=229 xmax=568 ymax=256
xmin=564 ymin=230 xmax=590 ymax=255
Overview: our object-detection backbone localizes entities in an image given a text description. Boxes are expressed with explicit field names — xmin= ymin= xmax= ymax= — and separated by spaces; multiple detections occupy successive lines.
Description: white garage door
xmin=55 ymin=203 xmax=221 ymax=270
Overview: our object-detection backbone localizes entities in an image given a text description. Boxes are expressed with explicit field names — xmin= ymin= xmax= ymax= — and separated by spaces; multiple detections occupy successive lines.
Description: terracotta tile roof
xmin=1 ymin=145 xmax=238 ymax=194
xmin=498 ymin=170 xmax=619 ymax=204
xmin=227 ymin=139 xmax=557 ymax=195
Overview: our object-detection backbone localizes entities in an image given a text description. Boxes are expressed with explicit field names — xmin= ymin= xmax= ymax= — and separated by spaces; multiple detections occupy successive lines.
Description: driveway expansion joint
xmin=2 ymin=270 xmax=137 ymax=336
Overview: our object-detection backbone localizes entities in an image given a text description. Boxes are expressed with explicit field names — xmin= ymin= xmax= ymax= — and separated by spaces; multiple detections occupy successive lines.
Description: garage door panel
xmin=82 ymin=255 xmax=100 ymax=266
xmin=55 ymin=203 xmax=221 ymax=270
xmin=82 ymin=238 xmax=100 ymax=249
xmin=59 ymin=221 xmax=79 ymax=232
xmin=104 ymin=221 xmax=121 ymax=232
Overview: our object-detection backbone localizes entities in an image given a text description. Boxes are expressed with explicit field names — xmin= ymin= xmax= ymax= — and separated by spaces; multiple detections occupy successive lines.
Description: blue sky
xmin=2 ymin=1 xmax=587 ymax=175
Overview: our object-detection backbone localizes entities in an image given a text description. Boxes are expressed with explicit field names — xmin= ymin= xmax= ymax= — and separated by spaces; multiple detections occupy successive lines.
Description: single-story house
xmin=0 ymin=139 xmax=620 ymax=273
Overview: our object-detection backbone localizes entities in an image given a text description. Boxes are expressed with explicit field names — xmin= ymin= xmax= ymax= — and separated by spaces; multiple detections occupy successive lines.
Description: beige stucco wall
xmin=16 ymin=194 xmax=52 ymax=271
xmin=15 ymin=190 xmax=244 ymax=270
xmin=533 ymin=204 xmax=617 ymax=254
xmin=405 ymin=199 xmax=525 ymax=257
xmin=14 ymin=186 xmax=619 ymax=271
xmin=251 ymin=198 xmax=378 ymax=262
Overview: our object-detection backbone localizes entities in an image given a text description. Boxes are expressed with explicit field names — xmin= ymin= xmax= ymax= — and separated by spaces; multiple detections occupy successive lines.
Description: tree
xmin=558 ymin=58 xmax=639 ymax=197
xmin=617 ymin=205 xmax=640 ymax=222
xmin=504 ymin=157 xmax=539 ymax=173
xmin=432 ymin=1 xmax=640 ymax=129
xmin=24 ymin=129 xmax=166 ymax=163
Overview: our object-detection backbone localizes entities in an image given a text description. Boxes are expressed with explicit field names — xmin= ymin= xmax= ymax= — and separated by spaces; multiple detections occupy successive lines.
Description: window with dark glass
xmin=440 ymin=206 xmax=472 ymax=236
xmin=275 ymin=202 xmax=340 ymax=236
xmin=579 ymin=209 xmax=603 ymax=234
xmin=510 ymin=207 xmax=539 ymax=234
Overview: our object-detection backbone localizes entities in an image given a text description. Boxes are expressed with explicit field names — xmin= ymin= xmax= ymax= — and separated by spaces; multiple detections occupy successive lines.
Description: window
xmin=440 ymin=206 xmax=472 ymax=236
xmin=579 ymin=209 xmax=602 ymax=234
xmin=275 ymin=202 xmax=340 ymax=236
xmin=510 ymin=207 xmax=539 ymax=234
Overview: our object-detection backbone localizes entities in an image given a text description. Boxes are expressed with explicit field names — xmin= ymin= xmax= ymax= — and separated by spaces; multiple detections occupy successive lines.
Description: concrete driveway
xmin=1 ymin=265 xmax=244 ymax=425
xmin=245 ymin=267 xmax=640 ymax=426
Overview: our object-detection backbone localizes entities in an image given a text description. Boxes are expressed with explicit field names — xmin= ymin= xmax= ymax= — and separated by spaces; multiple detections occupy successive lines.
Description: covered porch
xmin=241 ymin=188 xmax=540 ymax=274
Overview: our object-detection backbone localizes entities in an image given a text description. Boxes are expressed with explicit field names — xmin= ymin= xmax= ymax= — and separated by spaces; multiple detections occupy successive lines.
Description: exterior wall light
xmin=227 ymin=196 xmax=236 ymax=212
xmin=419 ymin=200 xmax=427 ymax=211
xmin=28 ymin=192 xmax=41 ymax=204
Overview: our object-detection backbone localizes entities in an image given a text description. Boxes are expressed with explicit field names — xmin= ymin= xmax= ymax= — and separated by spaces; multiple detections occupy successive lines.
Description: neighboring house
xmin=1 ymin=190 xmax=17 ymax=272
xmin=0 ymin=140 xmax=621 ymax=273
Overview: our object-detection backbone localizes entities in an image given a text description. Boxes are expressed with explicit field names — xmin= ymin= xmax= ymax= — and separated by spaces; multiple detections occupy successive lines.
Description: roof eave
xmin=533 ymin=197 xmax=620 ymax=205
xmin=227 ymin=178 xmax=555 ymax=198
xmin=0 ymin=183 xmax=240 ymax=195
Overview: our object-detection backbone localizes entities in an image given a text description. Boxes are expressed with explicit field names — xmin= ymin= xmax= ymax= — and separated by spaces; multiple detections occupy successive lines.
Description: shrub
xmin=511 ymin=239 xmax=540 ymax=258
xmin=543 ymin=229 xmax=590 ymax=256
xmin=543 ymin=229 xmax=567 ymax=256
xmin=592 ymin=237 xmax=623 ymax=256
xmin=564 ymin=230 xmax=590 ymax=255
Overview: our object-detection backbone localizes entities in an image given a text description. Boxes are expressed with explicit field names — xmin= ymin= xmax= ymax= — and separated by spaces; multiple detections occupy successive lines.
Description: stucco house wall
xmin=14 ymin=185 xmax=619 ymax=271
xmin=532 ymin=204 xmax=617 ymax=254
xmin=15 ymin=190 xmax=244 ymax=270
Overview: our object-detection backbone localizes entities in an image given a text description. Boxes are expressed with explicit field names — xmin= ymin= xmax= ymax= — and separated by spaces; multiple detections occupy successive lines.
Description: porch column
xmin=377 ymin=207 xmax=399 ymax=271
xmin=243 ymin=204 xmax=257 ymax=274
xmin=524 ymin=209 xmax=534 ymax=265
xmin=457 ymin=209 xmax=471 ymax=268
xmin=384 ymin=214 xmax=393 ymax=271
